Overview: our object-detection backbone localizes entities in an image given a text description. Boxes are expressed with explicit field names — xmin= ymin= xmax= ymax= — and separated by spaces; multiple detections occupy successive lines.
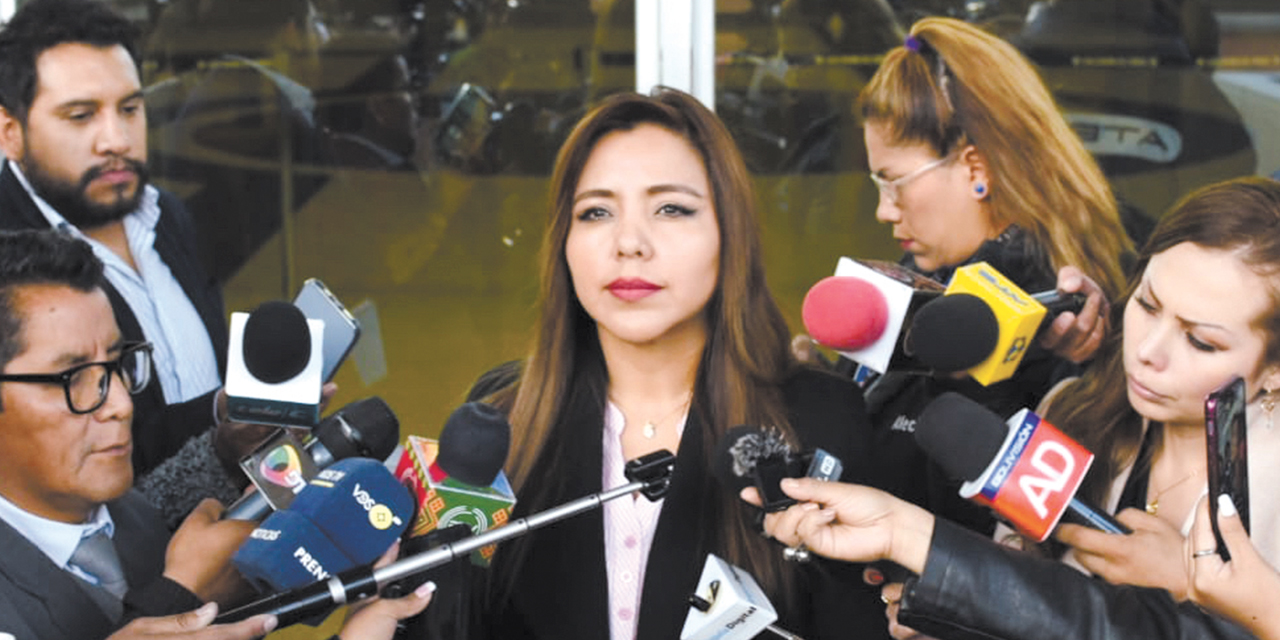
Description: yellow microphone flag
xmin=945 ymin=262 xmax=1047 ymax=386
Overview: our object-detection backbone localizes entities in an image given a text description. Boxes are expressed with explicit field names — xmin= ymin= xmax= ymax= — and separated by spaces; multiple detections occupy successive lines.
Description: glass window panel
xmin=712 ymin=0 xmax=1280 ymax=332
xmin=102 ymin=0 xmax=1280 ymax=464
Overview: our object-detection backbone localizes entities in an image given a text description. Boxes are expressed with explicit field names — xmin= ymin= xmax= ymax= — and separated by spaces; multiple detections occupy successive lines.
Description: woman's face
xmin=565 ymin=123 xmax=720 ymax=350
xmin=1123 ymin=242 xmax=1280 ymax=429
xmin=864 ymin=121 xmax=998 ymax=272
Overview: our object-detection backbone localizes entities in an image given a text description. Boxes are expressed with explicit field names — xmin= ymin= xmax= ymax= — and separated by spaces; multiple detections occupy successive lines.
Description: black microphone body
xmin=216 ymin=450 xmax=676 ymax=626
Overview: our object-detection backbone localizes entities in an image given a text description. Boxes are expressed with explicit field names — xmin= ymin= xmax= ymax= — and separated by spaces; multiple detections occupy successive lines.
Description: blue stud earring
xmin=975 ymin=184 xmax=986 ymax=196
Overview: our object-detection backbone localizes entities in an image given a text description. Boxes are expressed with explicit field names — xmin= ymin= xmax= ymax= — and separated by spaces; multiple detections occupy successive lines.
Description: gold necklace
xmin=613 ymin=392 xmax=693 ymax=439
xmin=1145 ymin=468 xmax=1203 ymax=515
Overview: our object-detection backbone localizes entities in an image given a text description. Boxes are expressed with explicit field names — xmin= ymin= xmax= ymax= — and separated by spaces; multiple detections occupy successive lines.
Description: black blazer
xmin=475 ymin=365 xmax=892 ymax=640
xmin=0 ymin=162 xmax=229 ymax=476
xmin=0 ymin=491 xmax=202 ymax=640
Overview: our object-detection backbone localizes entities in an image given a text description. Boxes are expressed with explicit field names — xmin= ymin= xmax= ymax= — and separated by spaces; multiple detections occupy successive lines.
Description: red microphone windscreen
xmin=801 ymin=276 xmax=888 ymax=351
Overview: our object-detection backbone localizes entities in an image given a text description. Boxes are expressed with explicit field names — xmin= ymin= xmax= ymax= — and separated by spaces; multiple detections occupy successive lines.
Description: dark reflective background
xmin=114 ymin=0 xmax=1280 ymax=418
xmin=83 ymin=7 xmax=1279 ymax=609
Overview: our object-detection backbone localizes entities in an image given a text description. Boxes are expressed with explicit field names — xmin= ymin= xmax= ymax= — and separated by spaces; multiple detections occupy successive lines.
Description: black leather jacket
xmin=897 ymin=519 xmax=1256 ymax=640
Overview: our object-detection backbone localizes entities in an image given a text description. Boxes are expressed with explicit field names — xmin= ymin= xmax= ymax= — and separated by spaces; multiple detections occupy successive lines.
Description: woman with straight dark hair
xmin=468 ymin=88 xmax=885 ymax=640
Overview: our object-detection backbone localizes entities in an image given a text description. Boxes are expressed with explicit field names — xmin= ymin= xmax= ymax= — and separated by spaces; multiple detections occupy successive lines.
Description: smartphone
xmin=292 ymin=278 xmax=361 ymax=382
xmin=1204 ymin=375 xmax=1250 ymax=561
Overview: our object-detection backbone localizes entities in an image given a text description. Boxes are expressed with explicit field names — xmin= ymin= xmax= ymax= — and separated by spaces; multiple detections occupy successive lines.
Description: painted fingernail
xmin=416 ymin=580 xmax=438 ymax=597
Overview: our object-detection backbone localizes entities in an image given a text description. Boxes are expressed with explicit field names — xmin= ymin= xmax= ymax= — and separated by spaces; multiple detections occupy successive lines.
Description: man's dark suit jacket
xmin=469 ymin=365 xmax=893 ymax=640
xmin=0 ymin=161 xmax=228 ymax=477
xmin=0 ymin=491 xmax=202 ymax=640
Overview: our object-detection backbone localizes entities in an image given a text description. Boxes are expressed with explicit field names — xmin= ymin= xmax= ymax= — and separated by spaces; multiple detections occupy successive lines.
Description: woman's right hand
xmin=337 ymin=581 xmax=435 ymax=640
xmin=740 ymin=478 xmax=935 ymax=575
xmin=338 ymin=540 xmax=437 ymax=640
xmin=1038 ymin=266 xmax=1109 ymax=364
xmin=1187 ymin=495 xmax=1280 ymax=640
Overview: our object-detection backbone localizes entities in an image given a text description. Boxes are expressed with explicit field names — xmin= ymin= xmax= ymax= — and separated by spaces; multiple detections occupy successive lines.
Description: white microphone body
xmin=225 ymin=311 xmax=325 ymax=427
xmin=821 ymin=258 xmax=943 ymax=375
xmin=681 ymin=555 xmax=802 ymax=640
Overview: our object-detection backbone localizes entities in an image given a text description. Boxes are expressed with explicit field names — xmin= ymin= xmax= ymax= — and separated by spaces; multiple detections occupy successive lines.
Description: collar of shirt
xmin=8 ymin=160 xmax=161 ymax=246
xmin=0 ymin=491 xmax=115 ymax=570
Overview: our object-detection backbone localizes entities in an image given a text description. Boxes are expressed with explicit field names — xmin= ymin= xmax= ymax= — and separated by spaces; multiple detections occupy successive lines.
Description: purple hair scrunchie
xmin=904 ymin=35 xmax=923 ymax=53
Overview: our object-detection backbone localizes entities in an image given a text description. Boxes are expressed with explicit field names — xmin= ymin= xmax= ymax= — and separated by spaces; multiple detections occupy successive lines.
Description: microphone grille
xmin=242 ymin=301 xmax=312 ymax=383
xmin=802 ymin=276 xmax=889 ymax=351
xmin=437 ymin=402 xmax=511 ymax=487
xmin=914 ymin=392 xmax=1009 ymax=482
xmin=712 ymin=425 xmax=793 ymax=490
xmin=909 ymin=294 xmax=999 ymax=372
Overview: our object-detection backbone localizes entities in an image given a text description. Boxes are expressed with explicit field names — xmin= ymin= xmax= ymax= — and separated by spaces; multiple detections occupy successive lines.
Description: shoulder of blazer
xmin=0 ymin=513 xmax=115 ymax=638
xmin=0 ymin=161 xmax=54 ymax=231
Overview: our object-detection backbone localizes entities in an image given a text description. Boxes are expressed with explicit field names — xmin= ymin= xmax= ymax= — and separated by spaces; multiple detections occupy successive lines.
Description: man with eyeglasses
xmin=0 ymin=0 xmax=271 ymax=525
xmin=0 ymin=229 xmax=256 ymax=640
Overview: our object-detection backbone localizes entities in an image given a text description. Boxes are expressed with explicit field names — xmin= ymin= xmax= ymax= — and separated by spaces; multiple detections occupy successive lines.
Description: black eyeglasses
xmin=0 ymin=342 xmax=153 ymax=414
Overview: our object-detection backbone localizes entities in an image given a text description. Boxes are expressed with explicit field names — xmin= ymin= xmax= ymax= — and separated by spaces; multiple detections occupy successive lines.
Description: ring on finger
xmin=1193 ymin=548 xmax=1218 ymax=558
xmin=783 ymin=544 xmax=810 ymax=563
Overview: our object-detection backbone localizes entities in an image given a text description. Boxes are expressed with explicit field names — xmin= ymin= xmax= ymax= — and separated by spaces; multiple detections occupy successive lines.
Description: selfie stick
xmin=215 ymin=450 xmax=676 ymax=626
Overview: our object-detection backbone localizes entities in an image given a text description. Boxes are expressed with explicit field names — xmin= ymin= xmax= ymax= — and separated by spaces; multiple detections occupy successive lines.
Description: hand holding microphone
xmin=1036 ymin=266 xmax=1110 ymax=364
xmin=740 ymin=479 xmax=936 ymax=577
xmin=388 ymin=401 xmax=517 ymax=639
xmin=1055 ymin=506 xmax=1190 ymax=599
xmin=908 ymin=263 xmax=1085 ymax=385
xmin=163 ymin=499 xmax=259 ymax=607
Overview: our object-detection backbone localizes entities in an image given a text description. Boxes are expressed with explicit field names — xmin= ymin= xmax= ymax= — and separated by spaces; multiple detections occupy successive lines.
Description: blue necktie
xmin=70 ymin=529 xmax=129 ymax=599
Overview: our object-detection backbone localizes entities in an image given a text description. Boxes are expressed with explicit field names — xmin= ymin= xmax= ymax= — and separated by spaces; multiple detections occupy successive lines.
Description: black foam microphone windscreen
xmin=435 ymin=402 xmax=510 ymax=487
xmin=913 ymin=391 xmax=1006 ymax=482
xmin=242 ymin=301 xmax=312 ymax=383
xmin=908 ymin=293 xmax=1000 ymax=373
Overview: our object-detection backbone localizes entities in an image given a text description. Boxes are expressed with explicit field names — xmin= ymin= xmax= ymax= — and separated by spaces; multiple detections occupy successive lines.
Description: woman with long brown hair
xmin=1045 ymin=177 xmax=1280 ymax=602
xmin=469 ymin=88 xmax=884 ymax=639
